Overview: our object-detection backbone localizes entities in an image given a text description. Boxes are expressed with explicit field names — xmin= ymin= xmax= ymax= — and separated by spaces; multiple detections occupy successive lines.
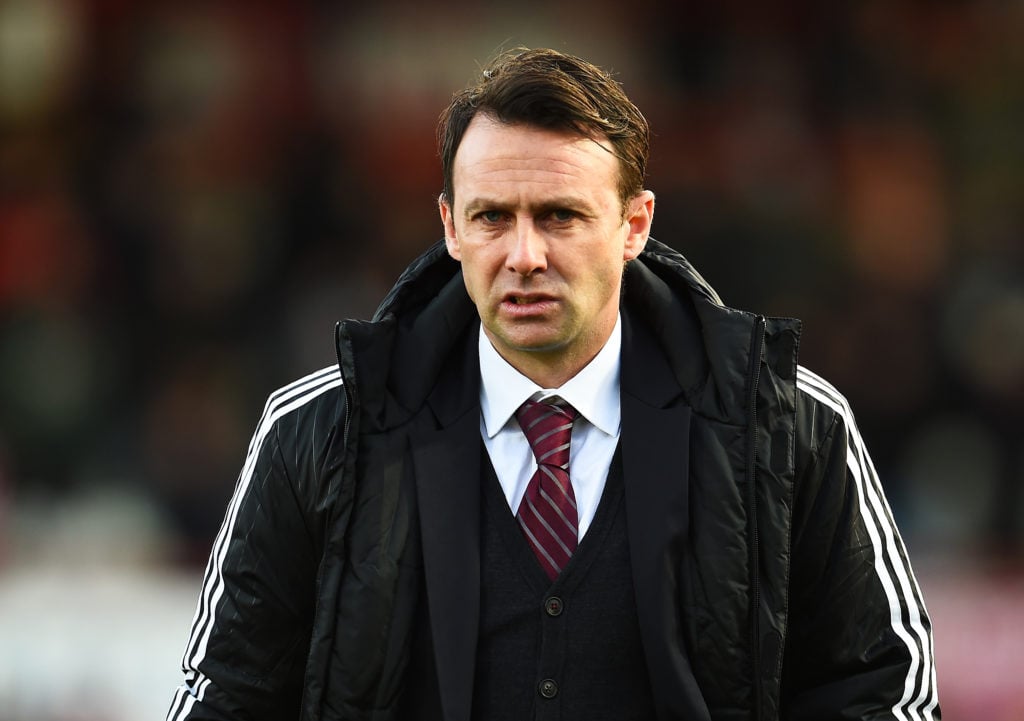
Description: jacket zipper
xmin=746 ymin=316 xmax=767 ymax=720
xmin=334 ymin=321 xmax=355 ymax=463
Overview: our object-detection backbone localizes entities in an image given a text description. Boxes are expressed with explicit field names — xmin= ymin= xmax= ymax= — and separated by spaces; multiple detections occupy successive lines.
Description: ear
xmin=439 ymin=194 xmax=461 ymax=261
xmin=622 ymin=190 xmax=655 ymax=262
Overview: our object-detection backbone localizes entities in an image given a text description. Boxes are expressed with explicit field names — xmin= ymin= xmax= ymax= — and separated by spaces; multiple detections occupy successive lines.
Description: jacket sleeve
xmin=166 ymin=367 xmax=345 ymax=721
xmin=782 ymin=367 xmax=940 ymax=721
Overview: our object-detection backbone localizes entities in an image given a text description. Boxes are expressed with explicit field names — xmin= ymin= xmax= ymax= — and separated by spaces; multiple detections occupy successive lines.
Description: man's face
xmin=440 ymin=114 xmax=654 ymax=386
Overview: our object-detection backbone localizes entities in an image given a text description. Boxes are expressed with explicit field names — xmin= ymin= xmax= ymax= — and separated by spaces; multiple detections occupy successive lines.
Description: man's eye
xmin=550 ymin=209 xmax=576 ymax=222
xmin=479 ymin=210 xmax=503 ymax=223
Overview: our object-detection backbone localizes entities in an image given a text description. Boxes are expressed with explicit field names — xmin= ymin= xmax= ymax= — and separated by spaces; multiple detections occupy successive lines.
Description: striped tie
xmin=515 ymin=398 xmax=580 ymax=581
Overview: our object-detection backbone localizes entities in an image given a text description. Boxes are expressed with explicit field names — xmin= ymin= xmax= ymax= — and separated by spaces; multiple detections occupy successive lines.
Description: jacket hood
xmin=337 ymin=238 xmax=800 ymax=430
xmin=624 ymin=240 xmax=800 ymax=424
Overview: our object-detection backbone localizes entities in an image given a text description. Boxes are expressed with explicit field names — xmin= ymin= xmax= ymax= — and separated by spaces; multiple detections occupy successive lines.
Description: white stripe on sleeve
xmin=796 ymin=366 xmax=939 ymax=721
xmin=167 ymin=365 xmax=344 ymax=721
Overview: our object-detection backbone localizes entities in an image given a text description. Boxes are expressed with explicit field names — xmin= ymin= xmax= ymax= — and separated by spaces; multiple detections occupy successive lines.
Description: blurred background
xmin=0 ymin=0 xmax=1021 ymax=718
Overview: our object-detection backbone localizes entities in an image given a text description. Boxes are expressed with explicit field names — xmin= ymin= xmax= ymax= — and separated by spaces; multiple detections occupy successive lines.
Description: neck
xmin=490 ymin=334 xmax=609 ymax=390
xmin=512 ymin=357 xmax=589 ymax=390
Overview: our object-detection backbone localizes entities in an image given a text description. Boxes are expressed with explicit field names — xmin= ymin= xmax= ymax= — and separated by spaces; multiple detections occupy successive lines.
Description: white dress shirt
xmin=478 ymin=315 xmax=622 ymax=539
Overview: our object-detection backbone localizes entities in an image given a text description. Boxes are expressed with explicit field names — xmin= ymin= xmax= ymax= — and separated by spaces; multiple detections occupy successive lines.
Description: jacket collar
xmin=340 ymin=237 xmax=797 ymax=431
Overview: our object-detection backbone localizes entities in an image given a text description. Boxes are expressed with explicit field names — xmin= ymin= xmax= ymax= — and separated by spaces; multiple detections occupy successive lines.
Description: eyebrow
xmin=462 ymin=196 xmax=595 ymax=219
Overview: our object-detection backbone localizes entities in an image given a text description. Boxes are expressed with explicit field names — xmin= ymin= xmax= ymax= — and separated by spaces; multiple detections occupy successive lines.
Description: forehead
xmin=452 ymin=115 xmax=621 ymax=202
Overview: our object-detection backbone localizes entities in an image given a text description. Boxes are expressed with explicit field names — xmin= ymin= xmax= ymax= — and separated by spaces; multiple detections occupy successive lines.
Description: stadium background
xmin=0 ymin=1 xmax=1022 ymax=718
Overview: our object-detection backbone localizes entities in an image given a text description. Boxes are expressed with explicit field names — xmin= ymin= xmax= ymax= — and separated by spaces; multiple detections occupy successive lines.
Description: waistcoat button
xmin=538 ymin=679 xmax=558 ymax=699
xmin=544 ymin=596 xmax=564 ymax=616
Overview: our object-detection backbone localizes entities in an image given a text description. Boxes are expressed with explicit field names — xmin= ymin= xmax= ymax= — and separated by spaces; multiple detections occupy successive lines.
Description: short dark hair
xmin=438 ymin=48 xmax=650 ymax=209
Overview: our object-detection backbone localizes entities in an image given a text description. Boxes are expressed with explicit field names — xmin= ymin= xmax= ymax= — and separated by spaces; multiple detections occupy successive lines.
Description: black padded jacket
xmin=166 ymin=239 xmax=940 ymax=721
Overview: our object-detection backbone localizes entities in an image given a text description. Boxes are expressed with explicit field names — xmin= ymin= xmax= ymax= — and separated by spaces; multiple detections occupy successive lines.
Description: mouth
xmin=505 ymin=292 xmax=554 ymax=304
xmin=501 ymin=292 xmax=557 ymax=314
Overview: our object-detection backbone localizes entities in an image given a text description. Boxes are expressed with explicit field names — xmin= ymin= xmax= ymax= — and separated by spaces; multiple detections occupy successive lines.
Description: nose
xmin=506 ymin=220 xmax=547 ymax=276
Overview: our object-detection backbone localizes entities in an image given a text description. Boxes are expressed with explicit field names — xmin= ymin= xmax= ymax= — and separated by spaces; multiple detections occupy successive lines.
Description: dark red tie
xmin=515 ymin=398 xmax=580 ymax=580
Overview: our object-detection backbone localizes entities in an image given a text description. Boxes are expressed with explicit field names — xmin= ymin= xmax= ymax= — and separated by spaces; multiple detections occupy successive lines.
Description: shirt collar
xmin=479 ymin=315 xmax=622 ymax=438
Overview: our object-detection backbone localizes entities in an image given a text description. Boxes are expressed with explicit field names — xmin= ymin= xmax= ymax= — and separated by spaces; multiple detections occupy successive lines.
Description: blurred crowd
xmin=1 ymin=0 xmax=1022 ymax=571
xmin=2 ymin=1 xmax=1024 ymax=718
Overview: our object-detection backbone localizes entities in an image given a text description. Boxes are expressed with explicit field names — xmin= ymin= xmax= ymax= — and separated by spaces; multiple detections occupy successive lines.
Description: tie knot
xmin=515 ymin=399 xmax=578 ymax=467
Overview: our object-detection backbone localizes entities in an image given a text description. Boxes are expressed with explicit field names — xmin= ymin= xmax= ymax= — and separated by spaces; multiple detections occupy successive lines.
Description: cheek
xmin=585 ymin=256 xmax=628 ymax=304
xmin=459 ymin=258 xmax=487 ymax=303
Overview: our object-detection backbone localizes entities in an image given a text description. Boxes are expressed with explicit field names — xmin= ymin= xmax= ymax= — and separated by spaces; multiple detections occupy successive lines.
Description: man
xmin=167 ymin=48 xmax=940 ymax=721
